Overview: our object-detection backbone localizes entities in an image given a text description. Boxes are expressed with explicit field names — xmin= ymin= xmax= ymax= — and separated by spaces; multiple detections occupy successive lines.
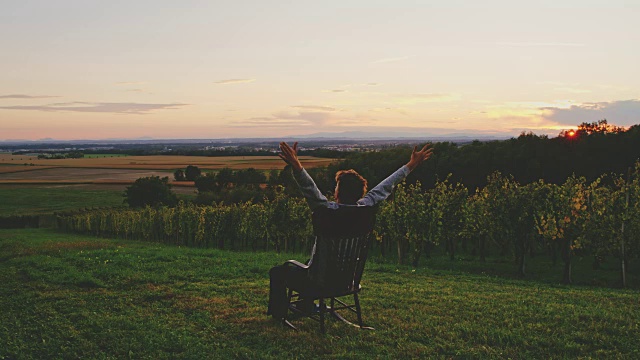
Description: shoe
xmin=293 ymin=300 xmax=314 ymax=314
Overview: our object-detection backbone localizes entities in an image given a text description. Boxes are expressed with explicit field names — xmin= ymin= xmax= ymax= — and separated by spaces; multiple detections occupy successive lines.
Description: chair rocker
xmin=282 ymin=206 xmax=376 ymax=334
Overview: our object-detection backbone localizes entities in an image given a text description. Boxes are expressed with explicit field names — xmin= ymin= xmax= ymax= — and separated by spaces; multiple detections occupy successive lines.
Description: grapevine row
xmin=57 ymin=163 xmax=640 ymax=284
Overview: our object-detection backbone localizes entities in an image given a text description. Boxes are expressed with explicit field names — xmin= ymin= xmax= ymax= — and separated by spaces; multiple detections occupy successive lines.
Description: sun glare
xmin=567 ymin=130 xmax=576 ymax=137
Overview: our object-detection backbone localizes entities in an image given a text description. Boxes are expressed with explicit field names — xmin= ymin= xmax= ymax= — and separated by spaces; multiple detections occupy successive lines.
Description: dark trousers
xmin=267 ymin=264 xmax=310 ymax=319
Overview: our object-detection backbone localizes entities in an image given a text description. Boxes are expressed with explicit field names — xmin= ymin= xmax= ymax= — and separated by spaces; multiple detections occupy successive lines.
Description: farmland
xmin=0 ymin=154 xmax=333 ymax=186
xmin=0 ymin=153 xmax=333 ymax=171
xmin=0 ymin=154 xmax=328 ymax=215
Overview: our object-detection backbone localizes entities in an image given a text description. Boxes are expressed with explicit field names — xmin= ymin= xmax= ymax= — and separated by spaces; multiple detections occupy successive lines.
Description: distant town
xmin=0 ymin=135 xmax=509 ymax=156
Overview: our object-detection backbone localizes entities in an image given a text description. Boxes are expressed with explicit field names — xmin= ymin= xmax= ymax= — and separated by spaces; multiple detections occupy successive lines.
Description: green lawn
xmin=1 ymin=229 xmax=638 ymax=359
xmin=0 ymin=186 xmax=126 ymax=216
xmin=0 ymin=185 xmax=195 ymax=216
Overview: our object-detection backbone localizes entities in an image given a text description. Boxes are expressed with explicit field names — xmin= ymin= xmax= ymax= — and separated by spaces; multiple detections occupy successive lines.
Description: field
xmin=0 ymin=154 xmax=333 ymax=171
xmin=1 ymin=228 xmax=638 ymax=359
xmin=0 ymin=165 xmax=58 ymax=174
xmin=0 ymin=154 xmax=333 ymax=208
xmin=0 ymin=168 xmax=176 ymax=184
xmin=0 ymin=154 xmax=333 ymax=186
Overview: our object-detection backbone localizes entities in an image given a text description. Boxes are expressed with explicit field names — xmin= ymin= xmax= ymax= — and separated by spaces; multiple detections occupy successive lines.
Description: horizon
xmin=0 ymin=130 xmax=517 ymax=144
xmin=1 ymin=1 xmax=639 ymax=140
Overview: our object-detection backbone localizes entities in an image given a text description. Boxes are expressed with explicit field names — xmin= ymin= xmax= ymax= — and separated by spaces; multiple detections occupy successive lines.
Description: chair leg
xmin=353 ymin=293 xmax=363 ymax=327
xmin=282 ymin=289 xmax=299 ymax=330
xmin=319 ymin=297 xmax=326 ymax=334
xmin=283 ymin=319 xmax=297 ymax=330
xmin=328 ymin=295 xmax=375 ymax=331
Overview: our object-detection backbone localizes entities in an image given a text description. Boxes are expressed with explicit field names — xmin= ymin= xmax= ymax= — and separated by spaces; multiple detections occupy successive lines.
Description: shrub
xmin=124 ymin=176 xmax=178 ymax=208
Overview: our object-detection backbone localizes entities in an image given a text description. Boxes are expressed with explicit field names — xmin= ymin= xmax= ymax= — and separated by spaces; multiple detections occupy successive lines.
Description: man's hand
xmin=278 ymin=141 xmax=303 ymax=171
xmin=406 ymin=143 xmax=433 ymax=172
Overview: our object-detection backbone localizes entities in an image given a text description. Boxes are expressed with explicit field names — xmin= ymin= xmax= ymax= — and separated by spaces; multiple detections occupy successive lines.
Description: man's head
xmin=334 ymin=169 xmax=367 ymax=205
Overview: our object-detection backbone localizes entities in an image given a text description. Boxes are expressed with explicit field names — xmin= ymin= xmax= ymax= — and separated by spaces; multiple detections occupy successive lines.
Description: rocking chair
xmin=283 ymin=205 xmax=376 ymax=333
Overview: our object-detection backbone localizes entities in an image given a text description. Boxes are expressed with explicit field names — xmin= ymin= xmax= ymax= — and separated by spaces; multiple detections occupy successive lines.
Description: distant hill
xmin=293 ymin=130 xmax=508 ymax=141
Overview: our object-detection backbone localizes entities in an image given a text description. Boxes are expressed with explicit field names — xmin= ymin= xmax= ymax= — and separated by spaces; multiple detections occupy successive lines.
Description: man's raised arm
xmin=278 ymin=141 xmax=329 ymax=210
xmin=359 ymin=143 xmax=433 ymax=206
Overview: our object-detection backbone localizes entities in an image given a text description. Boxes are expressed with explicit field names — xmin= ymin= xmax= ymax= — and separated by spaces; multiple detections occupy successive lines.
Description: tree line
xmin=314 ymin=120 xmax=640 ymax=193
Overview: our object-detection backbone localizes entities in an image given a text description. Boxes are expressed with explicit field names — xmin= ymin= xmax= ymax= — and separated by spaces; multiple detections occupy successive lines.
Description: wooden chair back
xmin=308 ymin=206 xmax=376 ymax=296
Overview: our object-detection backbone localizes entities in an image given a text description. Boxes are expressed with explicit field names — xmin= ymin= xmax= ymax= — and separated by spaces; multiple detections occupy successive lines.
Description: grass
xmin=369 ymin=249 xmax=640 ymax=290
xmin=0 ymin=185 xmax=195 ymax=216
xmin=1 ymin=228 xmax=639 ymax=359
xmin=0 ymin=185 xmax=126 ymax=216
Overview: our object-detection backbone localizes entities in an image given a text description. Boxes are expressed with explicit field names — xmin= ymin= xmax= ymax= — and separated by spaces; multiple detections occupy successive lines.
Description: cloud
xmin=0 ymin=102 xmax=188 ymax=114
xmin=0 ymin=94 xmax=59 ymax=99
xmin=365 ymin=83 xmax=380 ymax=86
xmin=370 ymin=56 xmax=409 ymax=65
xmin=231 ymin=109 xmax=345 ymax=128
xmin=324 ymin=89 xmax=347 ymax=93
xmin=214 ymin=78 xmax=256 ymax=85
xmin=483 ymin=101 xmax=570 ymax=125
xmin=541 ymin=99 xmax=640 ymax=127
xmin=291 ymin=105 xmax=336 ymax=111
xmin=273 ymin=111 xmax=333 ymax=126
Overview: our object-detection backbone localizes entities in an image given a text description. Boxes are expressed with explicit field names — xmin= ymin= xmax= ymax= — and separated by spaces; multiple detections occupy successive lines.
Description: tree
xmin=235 ymin=168 xmax=267 ymax=189
xmin=185 ymin=165 xmax=202 ymax=181
xmin=276 ymin=165 xmax=304 ymax=197
xmin=216 ymin=167 xmax=235 ymax=189
xmin=174 ymin=169 xmax=186 ymax=181
xmin=268 ymin=169 xmax=280 ymax=187
xmin=194 ymin=172 xmax=218 ymax=193
xmin=65 ymin=151 xmax=84 ymax=159
xmin=124 ymin=176 xmax=178 ymax=208
xmin=577 ymin=119 xmax=625 ymax=135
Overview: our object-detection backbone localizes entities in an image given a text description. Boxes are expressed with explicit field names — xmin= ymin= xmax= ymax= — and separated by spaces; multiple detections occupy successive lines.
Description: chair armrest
xmin=285 ymin=260 xmax=309 ymax=269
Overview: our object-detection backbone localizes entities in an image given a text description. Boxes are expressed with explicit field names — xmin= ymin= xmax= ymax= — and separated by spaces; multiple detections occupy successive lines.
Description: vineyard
xmin=57 ymin=187 xmax=312 ymax=254
xmin=57 ymin=162 xmax=640 ymax=285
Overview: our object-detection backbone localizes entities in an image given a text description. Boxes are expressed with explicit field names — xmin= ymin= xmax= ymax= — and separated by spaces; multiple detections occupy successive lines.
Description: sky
xmin=1 ymin=0 xmax=639 ymax=140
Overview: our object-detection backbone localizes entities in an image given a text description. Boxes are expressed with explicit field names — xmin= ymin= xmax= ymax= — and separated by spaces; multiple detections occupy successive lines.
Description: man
xmin=267 ymin=141 xmax=433 ymax=319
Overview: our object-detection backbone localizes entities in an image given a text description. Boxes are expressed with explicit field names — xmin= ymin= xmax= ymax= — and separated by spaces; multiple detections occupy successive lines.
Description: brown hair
xmin=334 ymin=169 xmax=368 ymax=205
